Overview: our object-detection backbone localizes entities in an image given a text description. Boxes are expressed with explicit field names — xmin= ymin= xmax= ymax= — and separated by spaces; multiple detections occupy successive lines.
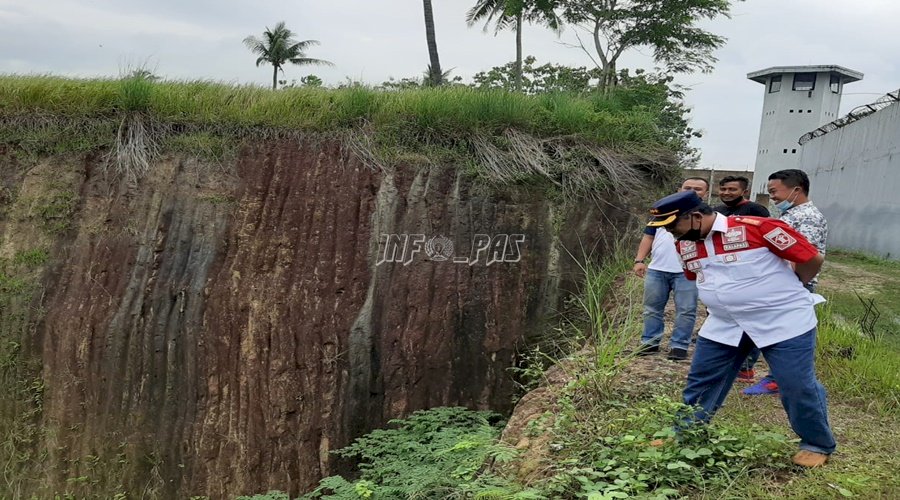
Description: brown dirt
xmin=1 ymin=138 xmax=635 ymax=497
xmin=818 ymin=260 xmax=887 ymax=296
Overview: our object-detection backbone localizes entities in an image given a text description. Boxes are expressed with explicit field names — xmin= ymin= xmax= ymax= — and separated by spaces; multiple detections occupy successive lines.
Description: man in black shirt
xmin=713 ymin=175 xmax=770 ymax=217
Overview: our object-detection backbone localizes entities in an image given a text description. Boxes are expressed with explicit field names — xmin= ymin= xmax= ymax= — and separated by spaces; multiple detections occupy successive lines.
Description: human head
xmin=647 ymin=190 xmax=716 ymax=241
xmin=662 ymin=204 xmax=715 ymax=240
xmin=718 ymin=175 xmax=750 ymax=206
xmin=768 ymin=169 xmax=810 ymax=208
xmin=681 ymin=177 xmax=710 ymax=200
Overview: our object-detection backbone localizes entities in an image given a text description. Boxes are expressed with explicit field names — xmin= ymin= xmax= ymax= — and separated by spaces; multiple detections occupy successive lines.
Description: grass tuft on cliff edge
xmin=0 ymin=75 xmax=683 ymax=195
xmin=2 ymin=75 xmax=672 ymax=144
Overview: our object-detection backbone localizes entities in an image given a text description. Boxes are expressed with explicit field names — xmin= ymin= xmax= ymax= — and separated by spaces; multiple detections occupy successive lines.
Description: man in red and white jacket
xmin=646 ymin=190 xmax=835 ymax=468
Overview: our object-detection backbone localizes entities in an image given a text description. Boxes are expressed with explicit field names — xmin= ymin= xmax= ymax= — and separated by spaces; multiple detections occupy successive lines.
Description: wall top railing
xmin=799 ymin=88 xmax=900 ymax=145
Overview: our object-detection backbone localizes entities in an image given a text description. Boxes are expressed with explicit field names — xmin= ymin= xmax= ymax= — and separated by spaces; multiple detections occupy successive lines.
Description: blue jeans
xmin=741 ymin=282 xmax=816 ymax=375
xmin=641 ymin=269 xmax=698 ymax=350
xmin=682 ymin=329 xmax=836 ymax=454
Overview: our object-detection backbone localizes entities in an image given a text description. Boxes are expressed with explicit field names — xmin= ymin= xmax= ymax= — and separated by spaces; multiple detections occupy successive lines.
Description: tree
xmin=423 ymin=65 xmax=460 ymax=87
xmin=422 ymin=0 xmax=444 ymax=86
xmin=472 ymin=56 xmax=601 ymax=93
xmin=243 ymin=21 xmax=332 ymax=90
xmin=466 ymin=0 xmax=562 ymax=91
xmin=473 ymin=60 xmax=701 ymax=163
xmin=561 ymin=0 xmax=734 ymax=90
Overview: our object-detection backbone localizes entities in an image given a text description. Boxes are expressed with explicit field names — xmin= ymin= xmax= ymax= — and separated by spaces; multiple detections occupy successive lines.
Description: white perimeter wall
xmin=799 ymin=101 xmax=900 ymax=259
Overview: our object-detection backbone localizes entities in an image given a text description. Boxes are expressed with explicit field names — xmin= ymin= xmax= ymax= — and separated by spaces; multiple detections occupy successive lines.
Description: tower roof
xmin=747 ymin=65 xmax=863 ymax=84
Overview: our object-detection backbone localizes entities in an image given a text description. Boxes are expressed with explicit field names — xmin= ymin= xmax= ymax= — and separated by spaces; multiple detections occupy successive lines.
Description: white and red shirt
xmin=677 ymin=213 xmax=822 ymax=347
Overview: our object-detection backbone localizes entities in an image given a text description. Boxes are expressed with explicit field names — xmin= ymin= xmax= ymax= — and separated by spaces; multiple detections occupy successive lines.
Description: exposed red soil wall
xmin=5 ymin=139 xmax=629 ymax=497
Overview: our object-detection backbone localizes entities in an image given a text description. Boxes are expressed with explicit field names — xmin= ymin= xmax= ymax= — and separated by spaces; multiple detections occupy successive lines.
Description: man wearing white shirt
xmin=633 ymin=178 xmax=709 ymax=361
xmin=647 ymin=190 xmax=835 ymax=468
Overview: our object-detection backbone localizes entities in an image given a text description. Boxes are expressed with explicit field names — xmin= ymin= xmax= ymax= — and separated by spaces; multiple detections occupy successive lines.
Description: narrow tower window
xmin=793 ymin=73 xmax=816 ymax=91
xmin=769 ymin=75 xmax=782 ymax=93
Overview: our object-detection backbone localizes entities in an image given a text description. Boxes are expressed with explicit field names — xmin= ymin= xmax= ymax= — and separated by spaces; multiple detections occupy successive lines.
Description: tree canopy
xmin=561 ymin=0 xmax=735 ymax=89
xmin=243 ymin=21 xmax=332 ymax=90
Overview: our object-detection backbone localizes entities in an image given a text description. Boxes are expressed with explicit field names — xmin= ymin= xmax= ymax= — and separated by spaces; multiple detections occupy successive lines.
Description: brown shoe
xmin=792 ymin=450 xmax=829 ymax=467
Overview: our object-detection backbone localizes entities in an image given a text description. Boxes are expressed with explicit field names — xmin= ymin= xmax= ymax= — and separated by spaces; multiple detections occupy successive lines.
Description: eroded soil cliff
xmin=0 ymin=138 xmax=631 ymax=497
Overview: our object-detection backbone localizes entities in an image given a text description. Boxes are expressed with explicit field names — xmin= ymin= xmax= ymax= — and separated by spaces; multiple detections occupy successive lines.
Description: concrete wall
xmin=799 ymin=101 xmax=900 ymax=258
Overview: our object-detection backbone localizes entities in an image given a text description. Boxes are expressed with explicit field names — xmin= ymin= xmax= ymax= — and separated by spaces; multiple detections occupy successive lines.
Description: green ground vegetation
xmin=278 ymin=249 xmax=900 ymax=499
xmin=0 ymin=249 xmax=47 ymax=496
xmin=0 ymin=75 xmax=683 ymax=145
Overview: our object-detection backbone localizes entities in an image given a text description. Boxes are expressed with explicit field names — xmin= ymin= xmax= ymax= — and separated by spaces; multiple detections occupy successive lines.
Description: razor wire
xmin=798 ymin=88 xmax=900 ymax=145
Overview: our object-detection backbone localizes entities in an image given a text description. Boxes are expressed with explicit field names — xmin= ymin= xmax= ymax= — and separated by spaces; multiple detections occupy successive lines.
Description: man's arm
xmin=756 ymin=218 xmax=821 ymax=283
xmin=795 ymin=252 xmax=824 ymax=284
xmin=633 ymin=233 xmax=654 ymax=277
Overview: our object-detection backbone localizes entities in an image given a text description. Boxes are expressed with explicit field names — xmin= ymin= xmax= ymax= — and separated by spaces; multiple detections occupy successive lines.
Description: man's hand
xmin=633 ymin=262 xmax=648 ymax=278
xmin=633 ymin=234 xmax=654 ymax=278
xmin=795 ymin=253 xmax=824 ymax=284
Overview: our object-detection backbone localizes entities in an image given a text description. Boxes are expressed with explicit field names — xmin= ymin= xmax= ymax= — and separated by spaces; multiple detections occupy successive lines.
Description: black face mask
xmin=722 ymin=196 xmax=744 ymax=207
xmin=678 ymin=215 xmax=703 ymax=241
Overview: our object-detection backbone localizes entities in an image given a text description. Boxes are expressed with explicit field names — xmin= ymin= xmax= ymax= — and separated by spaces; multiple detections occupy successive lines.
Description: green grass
xmin=815 ymin=303 xmax=900 ymax=413
xmin=820 ymin=249 xmax=900 ymax=340
xmin=538 ymin=249 xmax=900 ymax=499
xmin=0 ymin=250 xmax=47 ymax=497
xmin=0 ymin=75 xmax=681 ymax=194
xmin=0 ymin=75 xmax=672 ymax=147
xmin=812 ymin=250 xmax=900 ymax=413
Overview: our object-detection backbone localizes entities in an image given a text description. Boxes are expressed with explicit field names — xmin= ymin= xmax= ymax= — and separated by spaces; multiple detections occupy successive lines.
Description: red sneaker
xmin=737 ymin=369 xmax=755 ymax=382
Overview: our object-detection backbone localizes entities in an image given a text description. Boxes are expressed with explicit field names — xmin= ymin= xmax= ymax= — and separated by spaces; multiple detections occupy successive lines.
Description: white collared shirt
xmin=677 ymin=213 xmax=822 ymax=347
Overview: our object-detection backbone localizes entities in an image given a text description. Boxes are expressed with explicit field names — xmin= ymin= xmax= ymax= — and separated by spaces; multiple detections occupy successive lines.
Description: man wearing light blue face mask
xmin=742 ymin=169 xmax=828 ymax=396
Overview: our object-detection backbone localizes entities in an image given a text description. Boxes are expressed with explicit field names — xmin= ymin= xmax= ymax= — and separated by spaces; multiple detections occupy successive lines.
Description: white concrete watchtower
xmin=747 ymin=65 xmax=863 ymax=199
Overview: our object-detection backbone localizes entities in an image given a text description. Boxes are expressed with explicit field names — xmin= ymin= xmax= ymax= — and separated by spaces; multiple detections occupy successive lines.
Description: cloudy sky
xmin=0 ymin=0 xmax=897 ymax=169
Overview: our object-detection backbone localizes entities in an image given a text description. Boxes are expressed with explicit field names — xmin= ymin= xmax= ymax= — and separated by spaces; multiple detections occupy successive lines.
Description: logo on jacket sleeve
xmin=764 ymin=227 xmax=797 ymax=250
xmin=722 ymin=226 xmax=749 ymax=251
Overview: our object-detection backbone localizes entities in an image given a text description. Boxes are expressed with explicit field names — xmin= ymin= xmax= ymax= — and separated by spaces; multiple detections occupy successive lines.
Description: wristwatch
xmin=634 ymin=258 xmax=647 ymax=264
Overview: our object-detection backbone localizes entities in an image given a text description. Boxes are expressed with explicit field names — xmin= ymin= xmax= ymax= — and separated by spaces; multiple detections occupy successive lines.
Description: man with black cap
xmin=645 ymin=190 xmax=835 ymax=468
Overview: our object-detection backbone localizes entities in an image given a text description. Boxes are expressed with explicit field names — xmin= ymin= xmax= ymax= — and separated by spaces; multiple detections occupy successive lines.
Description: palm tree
xmin=422 ymin=0 xmax=444 ymax=86
xmin=422 ymin=65 xmax=454 ymax=87
xmin=243 ymin=22 xmax=332 ymax=90
xmin=466 ymin=0 xmax=561 ymax=90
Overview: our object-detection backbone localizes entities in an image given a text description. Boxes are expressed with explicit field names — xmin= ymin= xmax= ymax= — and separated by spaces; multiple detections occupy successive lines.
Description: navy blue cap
xmin=647 ymin=191 xmax=703 ymax=227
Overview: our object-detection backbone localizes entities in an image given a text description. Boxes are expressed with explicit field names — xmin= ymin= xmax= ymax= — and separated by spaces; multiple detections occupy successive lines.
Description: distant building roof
xmin=747 ymin=65 xmax=863 ymax=84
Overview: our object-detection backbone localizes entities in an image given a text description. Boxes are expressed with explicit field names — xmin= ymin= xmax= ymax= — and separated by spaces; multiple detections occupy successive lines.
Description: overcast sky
xmin=1 ymin=0 xmax=897 ymax=169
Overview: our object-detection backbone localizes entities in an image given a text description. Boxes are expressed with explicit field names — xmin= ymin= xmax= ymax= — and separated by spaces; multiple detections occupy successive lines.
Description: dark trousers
xmin=683 ymin=329 xmax=836 ymax=454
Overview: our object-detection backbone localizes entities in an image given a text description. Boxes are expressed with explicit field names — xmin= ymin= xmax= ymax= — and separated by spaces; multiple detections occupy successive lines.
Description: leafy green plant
xmin=545 ymin=396 xmax=793 ymax=498
xmin=237 ymin=492 xmax=292 ymax=500
xmin=302 ymin=407 xmax=531 ymax=499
